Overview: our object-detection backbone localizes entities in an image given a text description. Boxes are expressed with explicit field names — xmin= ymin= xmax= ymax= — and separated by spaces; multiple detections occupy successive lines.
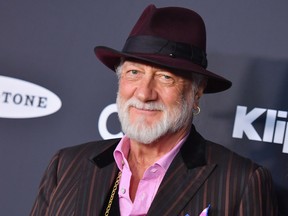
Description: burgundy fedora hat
xmin=94 ymin=4 xmax=232 ymax=93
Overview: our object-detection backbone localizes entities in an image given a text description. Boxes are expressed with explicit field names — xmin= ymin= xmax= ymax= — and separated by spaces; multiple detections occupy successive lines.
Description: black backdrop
xmin=1 ymin=1 xmax=287 ymax=215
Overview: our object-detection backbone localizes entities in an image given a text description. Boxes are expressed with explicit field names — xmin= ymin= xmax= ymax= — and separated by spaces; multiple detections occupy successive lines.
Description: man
xmin=31 ymin=4 xmax=278 ymax=216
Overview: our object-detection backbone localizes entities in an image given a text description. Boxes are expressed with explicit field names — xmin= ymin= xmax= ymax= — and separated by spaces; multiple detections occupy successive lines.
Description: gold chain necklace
xmin=104 ymin=171 xmax=122 ymax=216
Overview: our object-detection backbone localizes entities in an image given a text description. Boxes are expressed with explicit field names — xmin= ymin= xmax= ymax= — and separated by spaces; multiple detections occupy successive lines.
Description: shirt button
xmin=150 ymin=168 xmax=158 ymax=173
xmin=121 ymin=188 xmax=126 ymax=194
xmin=141 ymin=193 xmax=146 ymax=200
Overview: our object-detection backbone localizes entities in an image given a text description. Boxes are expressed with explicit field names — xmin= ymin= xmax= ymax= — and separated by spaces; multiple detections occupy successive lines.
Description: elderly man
xmin=31 ymin=4 xmax=278 ymax=216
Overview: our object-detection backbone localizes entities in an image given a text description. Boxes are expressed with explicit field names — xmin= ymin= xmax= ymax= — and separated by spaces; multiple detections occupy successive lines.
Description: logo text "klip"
xmin=233 ymin=105 xmax=288 ymax=154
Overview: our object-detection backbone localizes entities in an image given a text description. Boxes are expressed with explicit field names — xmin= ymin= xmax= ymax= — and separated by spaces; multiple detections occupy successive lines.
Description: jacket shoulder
xmin=205 ymin=140 xmax=261 ymax=177
xmin=54 ymin=139 xmax=120 ymax=171
xmin=56 ymin=138 xmax=120 ymax=164
xmin=206 ymin=140 xmax=255 ymax=162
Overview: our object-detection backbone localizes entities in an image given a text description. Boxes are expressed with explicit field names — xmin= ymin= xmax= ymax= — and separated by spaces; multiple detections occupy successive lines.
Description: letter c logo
xmin=98 ymin=103 xmax=123 ymax=139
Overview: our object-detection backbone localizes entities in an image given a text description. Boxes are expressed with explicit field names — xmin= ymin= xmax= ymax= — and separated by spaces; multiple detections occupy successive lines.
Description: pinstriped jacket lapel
xmin=74 ymin=162 xmax=119 ymax=215
xmin=73 ymin=139 xmax=120 ymax=216
xmin=147 ymin=126 xmax=216 ymax=216
xmin=147 ymin=155 xmax=216 ymax=216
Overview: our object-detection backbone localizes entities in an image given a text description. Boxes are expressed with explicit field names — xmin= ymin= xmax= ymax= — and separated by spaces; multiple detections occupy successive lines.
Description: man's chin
xmin=128 ymin=135 xmax=160 ymax=145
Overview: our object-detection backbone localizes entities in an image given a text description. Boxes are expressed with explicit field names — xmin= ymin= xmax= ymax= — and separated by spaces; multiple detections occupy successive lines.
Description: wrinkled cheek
xmin=118 ymin=81 xmax=135 ymax=100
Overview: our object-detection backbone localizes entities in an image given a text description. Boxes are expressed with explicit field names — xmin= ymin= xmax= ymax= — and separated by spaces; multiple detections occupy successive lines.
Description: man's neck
xmin=128 ymin=126 xmax=189 ymax=168
xmin=126 ymin=126 xmax=190 ymax=201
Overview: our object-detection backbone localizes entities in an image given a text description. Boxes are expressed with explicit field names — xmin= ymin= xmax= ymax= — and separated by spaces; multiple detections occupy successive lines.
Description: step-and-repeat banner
xmin=1 ymin=1 xmax=287 ymax=215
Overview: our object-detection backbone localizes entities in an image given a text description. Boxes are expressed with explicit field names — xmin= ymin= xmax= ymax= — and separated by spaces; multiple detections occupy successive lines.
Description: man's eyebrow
xmin=123 ymin=62 xmax=142 ymax=69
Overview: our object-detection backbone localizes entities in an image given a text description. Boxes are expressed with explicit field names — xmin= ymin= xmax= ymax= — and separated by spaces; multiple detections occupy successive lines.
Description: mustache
xmin=123 ymin=98 xmax=165 ymax=111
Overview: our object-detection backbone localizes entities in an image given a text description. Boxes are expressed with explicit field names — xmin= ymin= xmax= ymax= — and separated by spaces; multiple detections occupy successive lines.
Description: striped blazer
xmin=30 ymin=125 xmax=278 ymax=216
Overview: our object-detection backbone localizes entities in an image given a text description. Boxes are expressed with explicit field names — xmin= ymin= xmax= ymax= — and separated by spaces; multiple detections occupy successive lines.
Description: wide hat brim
xmin=95 ymin=46 xmax=232 ymax=93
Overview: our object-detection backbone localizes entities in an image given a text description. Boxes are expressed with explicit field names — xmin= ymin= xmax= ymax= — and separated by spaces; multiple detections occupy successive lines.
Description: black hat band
xmin=122 ymin=35 xmax=208 ymax=68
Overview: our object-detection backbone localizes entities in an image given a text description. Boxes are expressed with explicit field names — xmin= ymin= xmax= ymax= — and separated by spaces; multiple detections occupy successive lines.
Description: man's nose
xmin=134 ymin=76 xmax=158 ymax=102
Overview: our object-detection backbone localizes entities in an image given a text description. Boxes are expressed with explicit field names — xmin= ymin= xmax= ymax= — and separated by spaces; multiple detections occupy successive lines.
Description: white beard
xmin=116 ymin=93 xmax=194 ymax=144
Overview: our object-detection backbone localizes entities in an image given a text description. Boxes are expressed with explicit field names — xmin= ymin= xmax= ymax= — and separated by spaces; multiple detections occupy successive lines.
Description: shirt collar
xmin=113 ymin=135 xmax=130 ymax=171
xmin=113 ymin=134 xmax=189 ymax=172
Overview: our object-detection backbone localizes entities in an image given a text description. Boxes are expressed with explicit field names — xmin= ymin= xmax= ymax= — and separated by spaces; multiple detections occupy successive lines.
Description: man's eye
xmin=163 ymin=75 xmax=171 ymax=79
xmin=124 ymin=69 xmax=141 ymax=80
xmin=158 ymin=74 xmax=175 ymax=84
xmin=125 ymin=70 xmax=139 ymax=76
xmin=130 ymin=70 xmax=138 ymax=75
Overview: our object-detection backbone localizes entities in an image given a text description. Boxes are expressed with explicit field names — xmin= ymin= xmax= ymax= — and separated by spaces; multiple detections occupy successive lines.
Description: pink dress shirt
xmin=113 ymin=135 xmax=188 ymax=216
